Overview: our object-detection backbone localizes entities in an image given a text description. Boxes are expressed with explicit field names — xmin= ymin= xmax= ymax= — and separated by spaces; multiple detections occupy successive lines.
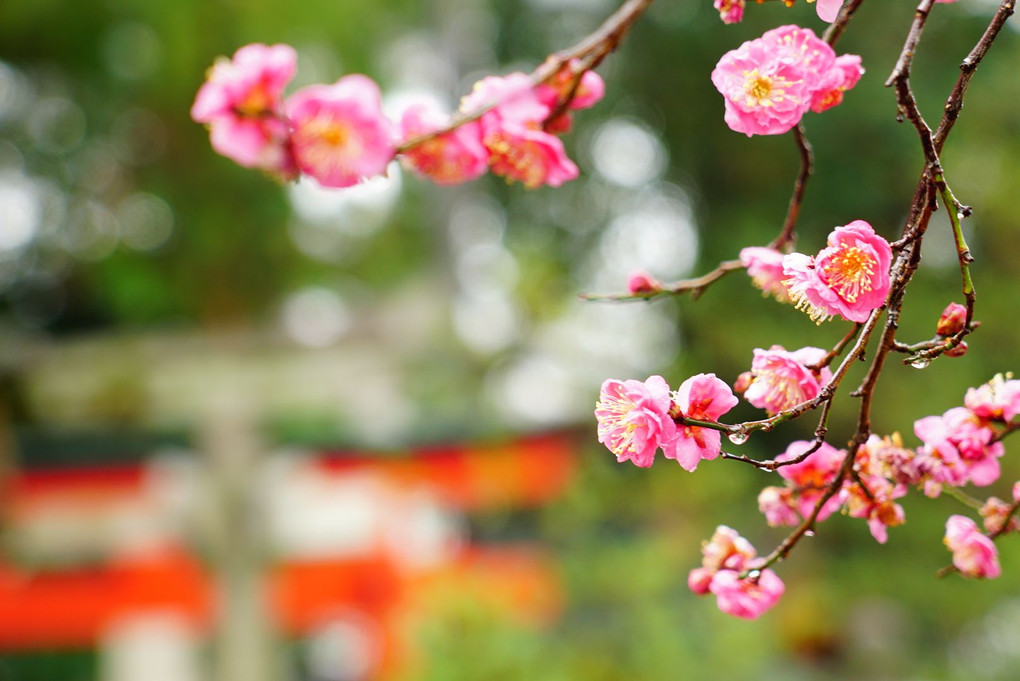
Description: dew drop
xmin=910 ymin=358 xmax=931 ymax=369
xmin=804 ymin=530 xmax=816 ymax=538
xmin=727 ymin=431 xmax=749 ymax=445
xmin=746 ymin=570 xmax=762 ymax=580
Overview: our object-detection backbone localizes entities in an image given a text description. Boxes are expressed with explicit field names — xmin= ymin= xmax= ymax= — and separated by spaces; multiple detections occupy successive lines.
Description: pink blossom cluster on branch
xmin=191 ymin=44 xmax=603 ymax=189
xmin=715 ymin=0 xmax=959 ymax=26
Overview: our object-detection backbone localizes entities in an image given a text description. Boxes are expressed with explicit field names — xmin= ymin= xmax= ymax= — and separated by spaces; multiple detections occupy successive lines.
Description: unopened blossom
xmin=398 ymin=103 xmax=489 ymax=185
xmin=776 ymin=440 xmax=845 ymax=522
xmin=191 ymin=43 xmax=298 ymax=177
xmin=965 ymin=373 xmax=1020 ymax=423
xmin=936 ymin=302 xmax=968 ymax=337
xmin=287 ymin=75 xmax=396 ymax=188
xmin=666 ymin=373 xmax=738 ymax=472
xmin=627 ymin=270 xmax=662 ymax=295
xmin=595 ymin=375 xmax=678 ymax=468
xmin=708 ymin=568 xmax=785 ymax=619
xmin=743 ymin=345 xmax=832 ymax=415
xmin=784 ymin=220 xmax=892 ymax=324
xmin=740 ymin=247 xmax=790 ymax=302
xmin=1014 ymin=481 xmax=1020 ymax=502
xmin=844 ymin=475 xmax=906 ymax=544
xmin=462 ymin=73 xmax=580 ymax=188
xmin=714 ymin=0 xmax=745 ymax=24
xmin=979 ymin=496 xmax=1019 ymax=535
xmin=758 ymin=486 xmax=800 ymax=527
xmin=944 ymin=515 xmax=1001 ymax=579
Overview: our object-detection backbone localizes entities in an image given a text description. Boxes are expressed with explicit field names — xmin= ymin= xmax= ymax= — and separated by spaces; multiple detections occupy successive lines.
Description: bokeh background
xmin=0 ymin=0 xmax=1018 ymax=679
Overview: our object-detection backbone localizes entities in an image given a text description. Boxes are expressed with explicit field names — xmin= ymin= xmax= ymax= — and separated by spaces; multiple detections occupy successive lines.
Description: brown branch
xmin=822 ymin=0 xmax=868 ymax=46
xmin=768 ymin=124 xmax=813 ymax=251
xmin=578 ymin=260 xmax=743 ymax=302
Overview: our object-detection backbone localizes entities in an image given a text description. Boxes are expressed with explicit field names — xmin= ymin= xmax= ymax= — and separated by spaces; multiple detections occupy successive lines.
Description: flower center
xmin=744 ymin=71 xmax=774 ymax=105
xmin=821 ymin=245 xmax=875 ymax=303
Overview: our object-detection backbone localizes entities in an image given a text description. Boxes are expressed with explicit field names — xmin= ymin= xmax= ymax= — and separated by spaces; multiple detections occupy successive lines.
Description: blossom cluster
xmin=192 ymin=44 xmax=602 ymax=189
xmin=741 ymin=220 xmax=893 ymax=324
xmin=596 ymin=368 xmax=1018 ymax=615
xmin=688 ymin=526 xmax=785 ymax=619
xmin=594 ymin=374 xmax=738 ymax=471
xmin=711 ymin=25 xmax=863 ymax=137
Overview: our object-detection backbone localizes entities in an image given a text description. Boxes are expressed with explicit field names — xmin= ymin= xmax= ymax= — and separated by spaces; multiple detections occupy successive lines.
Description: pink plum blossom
xmin=700 ymin=525 xmax=757 ymax=571
xmin=711 ymin=30 xmax=816 ymax=136
xmin=191 ymin=43 xmax=298 ymax=177
xmin=979 ymin=496 xmax=1019 ymax=535
xmin=740 ymin=246 xmax=790 ymax=302
xmin=743 ymin=345 xmax=832 ymax=415
xmin=287 ymin=75 xmax=396 ymax=188
xmin=536 ymin=61 xmax=605 ymax=133
xmin=965 ymin=373 xmax=1020 ymax=423
xmin=844 ymin=475 xmax=906 ymax=543
xmin=398 ymin=103 xmax=489 ymax=185
xmin=758 ymin=486 xmax=800 ymax=527
xmin=462 ymin=73 xmax=580 ymax=188
xmin=714 ymin=0 xmax=745 ymax=24
xmin=1014 ymin=481 xmax=1020 ymax=503
xmin=776 ymin=440 xmax=845 ymax=522
xmin=689 ymin=526 xmax=785 ymax=619
xmin=810 ymin=55 xmax=865 ymax=113
xmin=860 ymin=433 xmax=924 ymax=487
xmin=665 ymin=373 xmax=738 ymax=472
xmin=708 ymin=568 xmax=785 ymax=620
xmin=944 ymin=515 xmax=1001 ymax=579
xmin=595 ymin=375 xmax=678 ymax=468
xmin=915 ymin=407 xmax=1004 ymax=488
xmin=784 ymin=220 xmax=892 ymax=324
xmin=712 ymin=26 xmax=862 ymax=136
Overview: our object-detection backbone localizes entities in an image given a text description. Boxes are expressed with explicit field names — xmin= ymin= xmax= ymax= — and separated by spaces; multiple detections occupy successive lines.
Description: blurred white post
xmin=199 ymin=392 xmax=280 ymax=681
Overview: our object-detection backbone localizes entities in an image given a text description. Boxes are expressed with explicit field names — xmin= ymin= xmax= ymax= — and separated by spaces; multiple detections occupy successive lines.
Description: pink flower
xmin=914 ymin=408 xmax=1004 ymax=487
xmin=776 ymin=440 xmax=845 ymax=522
xmin=627 ymin=270 xmax=662 ymax=294
xmin=758 ymin=486 xmax=800 ymax=527
xmin=398 ymin=103 xmax=489 ymax=185
xmin=595 ymin=375 xmax=678 ymax=468
xmin=712 ymin=26 xmax=862 ymax=136
xmin=980 ymin=496 xmax=1019 ymax=535
xmin=810 ymin=55 xmax=864 ymax=113
xmin=700 ymin=525 xmax=757 ymax=571
xmin=708 ymin=568 xmax=785 ymax=619
xmin=714 ymin=0 xmax=745 ymax=24
xmin=936 ymin=302 xmax=968 ymax=337
xmin=1014 ymin=481 xmax=1020 ymax=503
xmin=191 ymin=43 xmax=298 ymax=177
xmin=814 ymin=0 xmax=844 ymax=22
xmin=688 ymin=567 xmax=715 ymax=595
xmin=286 ymin=75 xmax=396 ymax=188
xmin=711 ymin=31 xmax=816 ymax=136
xmin=665 ymin=374 xmax=738 ymax=472
xmin=462 ymin=73 xmax=580 ymax=188
xmin=844 ymin=475 xmax=906 ymax=544
xmin=536 ymin=60 xmax=605 ymax=132
xmin=740 ymin=247 xmax=790 ymax=302
xmin=965 ymin=373 xmax=1020 ymax=423
xmin=944 ymin=515 xmax=1001 ymax=579
xmin=861 ymin=433 xmax=924 ymax=486
xmin=743 ymin=345 xmax=832 ymax=415
xmin=784 ymin=220 xmax=892 ymax=324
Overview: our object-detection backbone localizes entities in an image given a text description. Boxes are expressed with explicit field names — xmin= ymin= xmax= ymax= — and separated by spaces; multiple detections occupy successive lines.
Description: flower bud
xmin=733 ymin=371 xmax=754 ymax=395
xmin=627 ymin=270 xmax=662 ymax=295
xmin=945 ymin=341 xmax=968 ymax=358
xmin=936 ymin=302 xmax=967 ymax=337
